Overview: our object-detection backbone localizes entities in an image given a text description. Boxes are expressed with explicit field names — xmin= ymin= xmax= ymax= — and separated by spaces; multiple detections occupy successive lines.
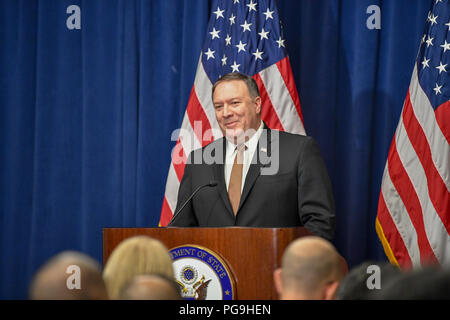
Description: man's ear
xmin=323 ymin=281 xmax=340 ymax=300
xmin=254 ymin=96 xmax=262 ymax=114
xmin=273 ymin=268 xmax=283 ymax=297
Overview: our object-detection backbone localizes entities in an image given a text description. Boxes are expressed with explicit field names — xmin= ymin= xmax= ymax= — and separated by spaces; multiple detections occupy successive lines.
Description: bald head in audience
xmin=29 ymin=251 xmax=108 ymax=300
xmin=120 ymin=274 xmax=181 ymax=300
xmin=274 ymin=236 xmax=344 ymax=300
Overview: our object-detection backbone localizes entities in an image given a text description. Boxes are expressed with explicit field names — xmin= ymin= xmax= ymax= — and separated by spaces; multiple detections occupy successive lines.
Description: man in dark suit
xmin=169 ymin=73 xmax=335 ymax=241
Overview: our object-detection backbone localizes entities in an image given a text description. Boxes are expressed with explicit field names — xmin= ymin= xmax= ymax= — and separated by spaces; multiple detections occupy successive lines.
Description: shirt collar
xmin=226 ymin=121 xmax=264 ymax=153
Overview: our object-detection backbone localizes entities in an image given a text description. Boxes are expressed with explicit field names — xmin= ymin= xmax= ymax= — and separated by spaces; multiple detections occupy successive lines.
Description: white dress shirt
xmin=224 ymin=122 xmax=264 ymax=192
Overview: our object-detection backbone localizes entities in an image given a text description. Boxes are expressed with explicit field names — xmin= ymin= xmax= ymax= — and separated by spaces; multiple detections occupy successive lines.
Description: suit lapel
xmin=212 ymin=138 xmax=234 ymax=216
xmin=238 ymin=125 xmax=272 ymax=212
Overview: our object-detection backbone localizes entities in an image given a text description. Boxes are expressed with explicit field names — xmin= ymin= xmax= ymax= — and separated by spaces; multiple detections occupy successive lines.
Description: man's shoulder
xmin=274 ymin=129 xmax=314 ymax=145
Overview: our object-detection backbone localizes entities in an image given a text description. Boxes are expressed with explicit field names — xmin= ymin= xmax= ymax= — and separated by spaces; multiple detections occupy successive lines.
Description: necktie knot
xmin=235 ymin=144 xmax=247 ymax=164
xmin=236 ymin=144 xmax=247 ymax=152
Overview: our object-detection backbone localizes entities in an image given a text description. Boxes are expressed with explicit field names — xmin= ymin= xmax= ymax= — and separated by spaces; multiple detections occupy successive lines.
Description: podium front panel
xmin=103 ymin=227 xmax=311 ymax=300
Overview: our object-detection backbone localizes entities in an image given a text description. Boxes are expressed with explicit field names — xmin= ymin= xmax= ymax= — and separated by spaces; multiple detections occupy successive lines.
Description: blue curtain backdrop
xmin=0 ymin=0 xmax=431 ymax=298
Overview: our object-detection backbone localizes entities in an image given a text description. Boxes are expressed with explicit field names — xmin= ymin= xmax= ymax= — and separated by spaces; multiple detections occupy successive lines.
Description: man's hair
xmin=29 ymin=251 xmax=108 ymax=300
xmin=377 ymin=266 xmax=450 ymax=300
xmin=335 ymin=261 xmax=400 ymax=300
xmin=212 ymin=72 xmax=260 ymax=100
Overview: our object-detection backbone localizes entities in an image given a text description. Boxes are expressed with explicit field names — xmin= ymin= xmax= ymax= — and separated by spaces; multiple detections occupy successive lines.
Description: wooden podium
xmin=103 ymin=227 xmax=312 ymax=300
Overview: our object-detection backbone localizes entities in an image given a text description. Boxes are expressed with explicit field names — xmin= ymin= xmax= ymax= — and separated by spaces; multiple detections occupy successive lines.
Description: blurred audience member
xmin=273 ymin=236 xmax=345 ymax=300
xmin=120 ymin=274 xmax=181 ymax=300
xmin=378 ymin=265 xmax=450 ymax=299
xmin=29 ymin=251 xmax=108 ymax=300
xmin=336 ymin=261 xmax=400 ymax=300
xmin=103 ymin=235 xmax=174 ymax=299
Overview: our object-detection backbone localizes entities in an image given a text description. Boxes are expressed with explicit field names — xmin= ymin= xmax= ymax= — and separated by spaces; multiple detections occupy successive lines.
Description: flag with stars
xmin=376 ymin=0 xmax=450 ymax=268
xmin=159 ymin=0 xmax=305 ymax=226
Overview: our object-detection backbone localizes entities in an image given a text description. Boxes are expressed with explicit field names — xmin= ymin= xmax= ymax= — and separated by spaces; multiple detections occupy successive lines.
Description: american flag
xmin=159 ymin=0 xmax=305 ymax=226
xmin=376 ymin=0 xmax=450 ymax=268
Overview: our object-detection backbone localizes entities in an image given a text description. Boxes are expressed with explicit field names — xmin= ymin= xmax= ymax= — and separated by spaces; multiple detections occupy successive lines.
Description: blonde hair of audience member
xmin=29 ymin=251 xmax=108 ymax=300
xmin=120 ymin=274 xmax=181 ymax=300
xmin=103 ymin=236 xmax=175 ymax=299
xmin=273 ymin=236 xmax=344 ymax=300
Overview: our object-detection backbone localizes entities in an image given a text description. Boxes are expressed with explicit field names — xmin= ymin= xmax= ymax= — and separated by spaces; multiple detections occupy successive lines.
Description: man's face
xmin=213 ymin=80 xmax=262 ymax=142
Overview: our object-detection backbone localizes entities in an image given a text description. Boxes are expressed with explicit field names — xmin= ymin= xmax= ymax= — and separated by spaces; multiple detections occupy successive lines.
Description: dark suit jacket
xmin=169 ymin=125 xmax=336 ymax=240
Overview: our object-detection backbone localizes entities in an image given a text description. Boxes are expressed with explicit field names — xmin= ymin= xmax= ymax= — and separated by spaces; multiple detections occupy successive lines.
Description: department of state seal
xmin=169 ymin=245 xmax=235 ymax=300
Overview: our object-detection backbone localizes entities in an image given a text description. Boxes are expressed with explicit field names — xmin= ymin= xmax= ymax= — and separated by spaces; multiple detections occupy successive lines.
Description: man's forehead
xmin=213 ymin=80 xmax=249 ymax=99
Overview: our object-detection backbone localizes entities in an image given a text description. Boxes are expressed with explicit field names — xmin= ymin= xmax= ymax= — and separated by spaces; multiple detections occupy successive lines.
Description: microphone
xmin=167 ymin=180 xmax=218 ymax=226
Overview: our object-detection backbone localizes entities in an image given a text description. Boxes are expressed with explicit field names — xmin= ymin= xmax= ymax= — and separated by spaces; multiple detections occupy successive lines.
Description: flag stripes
xmin=259 ymin=61 xmax=305 ymax=134
xmin=276 ymin=57 xmax=305 ymax=128
xmin=252 ymin=73 xmax=285 ymax=131
xmin=377 ymin=61 xmax=450 ymax=267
